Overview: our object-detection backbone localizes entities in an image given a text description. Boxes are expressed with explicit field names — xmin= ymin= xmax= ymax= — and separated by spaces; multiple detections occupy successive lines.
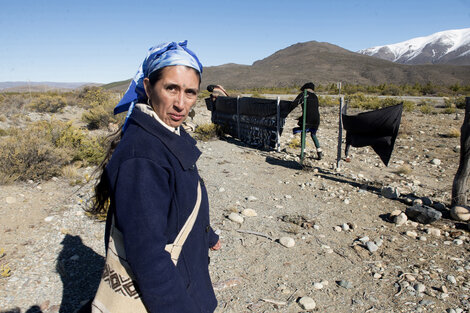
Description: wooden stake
xmin=451 ymin=97 xmax=470 ymax=206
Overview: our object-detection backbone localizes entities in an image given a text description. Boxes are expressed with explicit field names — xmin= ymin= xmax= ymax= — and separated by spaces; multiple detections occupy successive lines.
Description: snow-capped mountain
xmin=358 ymin=28 xmax=470 ymax=65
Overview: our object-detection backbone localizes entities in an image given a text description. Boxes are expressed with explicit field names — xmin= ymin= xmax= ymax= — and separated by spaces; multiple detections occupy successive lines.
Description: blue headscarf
xmin=115 ymin=40 xmax=203 ymax=131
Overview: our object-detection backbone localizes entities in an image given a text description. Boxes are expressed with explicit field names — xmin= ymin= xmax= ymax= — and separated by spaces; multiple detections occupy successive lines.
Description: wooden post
xmin=336 ymin=96 xmax=344 ymax=169
xmin=451 ymin=97 xmax=470 ymax=206
xmin=276 ymin=96 xmax=281 ymax=152
xmin=300 ymin=90 xmax=308 ymax=165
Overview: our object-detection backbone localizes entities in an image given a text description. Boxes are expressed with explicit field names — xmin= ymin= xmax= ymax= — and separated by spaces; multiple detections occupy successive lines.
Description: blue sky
xmin=0 ymin=0 xmax=469 ymax=83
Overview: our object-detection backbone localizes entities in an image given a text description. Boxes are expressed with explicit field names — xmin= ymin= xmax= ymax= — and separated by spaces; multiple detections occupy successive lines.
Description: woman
xmin=292 ymin=82 xmax=323 ymax=160
xmin=90 ymin=41 xmax=220 ymax=313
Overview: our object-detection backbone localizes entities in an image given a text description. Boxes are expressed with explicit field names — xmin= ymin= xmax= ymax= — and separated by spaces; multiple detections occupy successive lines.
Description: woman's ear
xmin=143 ymin=78 xmax=151 ymax=98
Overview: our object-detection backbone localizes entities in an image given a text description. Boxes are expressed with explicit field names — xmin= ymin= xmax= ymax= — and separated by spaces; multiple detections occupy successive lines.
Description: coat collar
xmin=128 ymin=106 xmax=201 ymax=170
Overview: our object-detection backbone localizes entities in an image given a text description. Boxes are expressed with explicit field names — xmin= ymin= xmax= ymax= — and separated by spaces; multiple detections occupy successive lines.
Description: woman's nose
xmin=174 ymin=92 xmax=185 ymax=110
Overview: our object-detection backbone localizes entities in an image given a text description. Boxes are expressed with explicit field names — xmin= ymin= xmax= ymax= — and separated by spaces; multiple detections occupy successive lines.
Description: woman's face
xmin=144 ymin=65 xmax=199 ymax=128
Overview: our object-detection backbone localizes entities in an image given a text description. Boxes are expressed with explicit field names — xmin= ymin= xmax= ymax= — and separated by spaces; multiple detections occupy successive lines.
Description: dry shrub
xmin=61 ymin=164 xmax=79 ymax=179
xmin=194 ymin=123 xmax=222 ymax=141
xmin=418 ymin=101 xmax=434 ymax=114
xmin=0 ymin=120 xmax=105 ymax=182
xmin=395 ymin=165 xmax=412 ymax=175
xmin=288 ymin=137 xmax=301 ymax=149
xmin=445 ymin=127 xmax=461 ymax=138
xmin=0 ymin=123 xmax=70 ymax=181
xmin=29 ymin=94 xmax=67 ymax=113
xmin=78 ymin=87 xmax=119 ymax=130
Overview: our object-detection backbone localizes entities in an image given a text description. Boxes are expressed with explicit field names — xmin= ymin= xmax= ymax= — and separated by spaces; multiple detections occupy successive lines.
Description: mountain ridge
xmin=358 ymin=28 xmax=470 ymax=65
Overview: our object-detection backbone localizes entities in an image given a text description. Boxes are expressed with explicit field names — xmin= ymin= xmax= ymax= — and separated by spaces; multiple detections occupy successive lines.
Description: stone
xmin=337 ymin=280 xmax=353 ymax=289
xmin=418 ymin=236 xmax=427 ymax=241
xmin=285 ymin=194 xmax=292 ymax=199
xmin=414 ymin=283 xmax=426 ymax=293
xmin=433 ymin=202 xmax=446 ymax=211
xmin=44 ymin=216 xmax=54 ymax=222
xmin=341 ymin=223 xmax=350 ymax=231
xmin=228 ymin=213 xmax=244 ymax=224
xmin=447 ymin=275 xmax=457 ymax=284
xmin=454 ymin=145 xmax=461 ymax=153
xmin=406 ymin=231 xmax=418 ymax=238
xmin=421 ymin=197 xmax=432 ymax=206
xmin=246 ymin=196 xmax=258 ymax=202
xmin=298 ymin=296 xmax=316 ymax=310
xmin=450 ymin=206 xmax=470 ymax=222
xmin=366 ymin=241 xmax=379 ymax=253
xmin=390 ymin=210 xmax=402 ymax=218
xmin=375 ymin=239 xmax=383 ymax=247
xmin=373 ymin=273 xmax=382 ymax=279
xmin=279 ymin=237 xmax=295 ymax=248
xmin=405 ymin=274 xmax=416 ymax=282
xmin=426 ymin=228 xmax=441 ymax=237
xmin=218 ymin=187 xmax=225 ymax=192
xmin=430 ymin=158 xmax=441 ymax=166
xmin=413 ymin=198 xmax=423 ymax=206
xmin=381 ymin=186 xmax=400 ymax=199
xmin=313 ymin=282 xmax=323 ymax=290
xmin=394 ymin=212 xmax=408 ymax=226
xmin=5 ymin=196 xmax=16 ymax=204
xmin=358 ymin=236 xmax=369 ymax=244
xmin=241 ymin=209 xmax=257 ymax=217
xmin=419 ymin=299 xmax=434 ymax=306
xmin=453 ymin=239 xmax=463 ymax=245
xmin=441 ymin=285 xmax=448 ymax=294
xmin=333 ymin=226 xmax=342 ymax=232
xmin=405 ymin=205 xmax=442 ymax=224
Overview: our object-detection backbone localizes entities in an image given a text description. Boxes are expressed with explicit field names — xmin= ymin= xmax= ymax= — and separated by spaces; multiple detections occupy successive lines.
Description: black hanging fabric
xmin=342 ymin=103 xmax=403 ymax=166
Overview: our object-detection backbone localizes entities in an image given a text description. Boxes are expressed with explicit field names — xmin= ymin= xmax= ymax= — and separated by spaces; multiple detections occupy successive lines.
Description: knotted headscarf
xmin=114 ymin=40 xmax=203 ymax=131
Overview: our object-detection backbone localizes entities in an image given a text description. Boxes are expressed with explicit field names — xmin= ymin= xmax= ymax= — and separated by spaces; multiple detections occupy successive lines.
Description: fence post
xmin=336 ymin=96 xmax=344 ymax=169
xmin=451 ymin=97 xmax=470 ymax=206
xmin=276 ymin=96 xmax=281 ymax=152
xmin=236 ymin=95 xmax=241 ymax=139
xmin=300 ymin=90 xmax=308 ymax=165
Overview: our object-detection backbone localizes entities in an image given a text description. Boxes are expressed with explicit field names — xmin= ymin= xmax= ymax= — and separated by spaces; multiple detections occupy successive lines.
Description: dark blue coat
xmin=103 ymin=106 xmax=219 ymax=313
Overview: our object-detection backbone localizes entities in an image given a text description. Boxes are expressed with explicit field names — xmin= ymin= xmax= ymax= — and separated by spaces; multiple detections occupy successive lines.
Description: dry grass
xmin=61 ymin=164 xmax=79 ymax=179
xmin=394 ymin=165 xmax=412 ymax=175
xmin=445 ymin=127 xmax=461 ymax=138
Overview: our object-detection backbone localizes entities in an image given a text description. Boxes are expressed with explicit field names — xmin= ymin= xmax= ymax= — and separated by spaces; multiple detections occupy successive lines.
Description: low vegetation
xmin=194 ymin=123 xmax=223 ymax=141
xmin=232 ymin=82 xmax=470 ymax=97
xmin=0 ymin=119 xmax=105 ymax=184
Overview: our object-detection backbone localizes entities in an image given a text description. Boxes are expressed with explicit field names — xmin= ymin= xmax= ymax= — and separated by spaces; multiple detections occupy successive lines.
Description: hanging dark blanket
xmin=205 ymin=96 xmax=297 ymax=149
xmin=342 ymin=103 xmax=403 ymax=166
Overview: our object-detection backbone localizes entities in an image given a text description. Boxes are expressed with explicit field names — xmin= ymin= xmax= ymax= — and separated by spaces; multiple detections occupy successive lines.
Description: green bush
xmin=29 ymin=94 xmax=67 ymax=113
xmin=194 ymin=123 xmax=222 ymax=141
xmin=318 ymin=95 xmax=337 ymax=107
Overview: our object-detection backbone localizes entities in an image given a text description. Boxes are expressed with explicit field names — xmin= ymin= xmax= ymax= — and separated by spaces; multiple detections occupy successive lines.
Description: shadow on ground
xmin=1 ymin=235 xmax=104 ymax=313
xmin=56 ymin=234 xmax=104 ymax=313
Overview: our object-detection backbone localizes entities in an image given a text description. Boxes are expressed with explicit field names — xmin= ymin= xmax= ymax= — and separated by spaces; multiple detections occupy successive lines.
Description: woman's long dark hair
xmin=89 ymin=66 xmax=200 ymax=215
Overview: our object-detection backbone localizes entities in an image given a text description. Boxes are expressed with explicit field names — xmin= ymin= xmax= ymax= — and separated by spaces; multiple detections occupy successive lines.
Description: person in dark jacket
xmin=292 ymin=82 xmax=323 ymax=159
xmin=90 ymin=41 xmax=220 ymax=313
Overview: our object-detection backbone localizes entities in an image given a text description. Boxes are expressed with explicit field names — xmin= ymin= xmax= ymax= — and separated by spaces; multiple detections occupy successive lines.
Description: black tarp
xmin=342 ymin=103 xmax=403 ymax=166
xmin=205 ymin=96 xmax=297 ymax=149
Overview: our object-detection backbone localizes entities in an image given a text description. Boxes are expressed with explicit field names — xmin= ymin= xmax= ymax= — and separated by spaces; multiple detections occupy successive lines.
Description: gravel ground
xmin=1 ymin=98 xmax=469 ymax=313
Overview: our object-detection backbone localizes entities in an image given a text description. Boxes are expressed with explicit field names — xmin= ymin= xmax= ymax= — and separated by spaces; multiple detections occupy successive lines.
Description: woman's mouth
xmin=169 ymin=113 xmax=184 ymax=121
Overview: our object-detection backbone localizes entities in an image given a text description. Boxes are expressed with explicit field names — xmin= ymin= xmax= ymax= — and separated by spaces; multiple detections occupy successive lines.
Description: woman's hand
xmin=210 ymin=239 xmax=221 ymax=251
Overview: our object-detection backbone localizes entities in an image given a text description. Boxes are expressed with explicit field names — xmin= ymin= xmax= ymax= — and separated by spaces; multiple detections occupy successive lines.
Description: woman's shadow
xmin=56 ymin=234 xmax=104 ymax=313
xmin=0 ymin=235 xmax=104 ymax=313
